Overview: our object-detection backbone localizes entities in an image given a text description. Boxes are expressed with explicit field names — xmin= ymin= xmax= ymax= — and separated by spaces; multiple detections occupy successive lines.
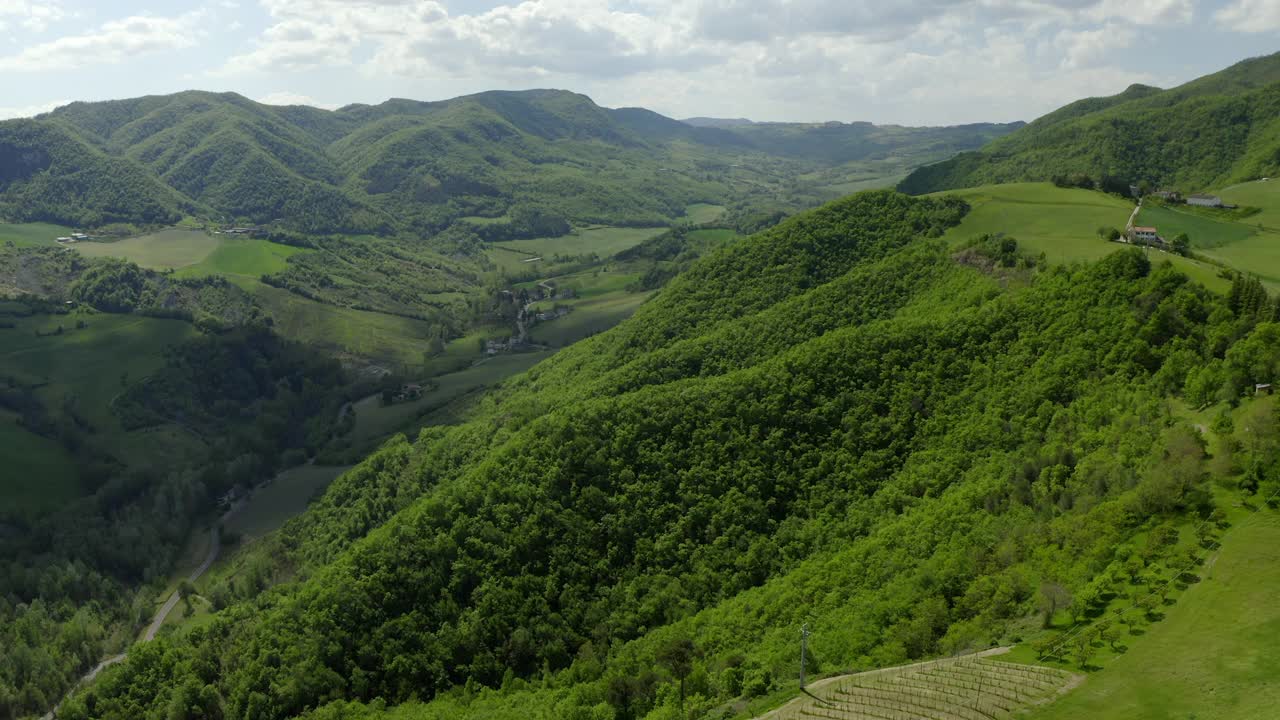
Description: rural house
xmin=1128 ymin=226 xmax=1164 ymax=246
xmin=1187 ymin=193 xmax=1223 ymax=208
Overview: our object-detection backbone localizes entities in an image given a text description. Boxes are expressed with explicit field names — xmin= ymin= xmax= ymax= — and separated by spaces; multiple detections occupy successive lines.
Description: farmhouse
xmin=1128 ymin=226 xmax=1164 ymax=246
xmin=1152 ymin=190 xmax=1181 ymax=202
xmin=1187 ymin=193 xmax=1223 ymax=208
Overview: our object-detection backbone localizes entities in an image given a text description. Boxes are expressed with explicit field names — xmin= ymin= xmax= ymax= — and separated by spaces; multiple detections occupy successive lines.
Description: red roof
xmin=1132 ymin=226 xmax=1158 ymax=232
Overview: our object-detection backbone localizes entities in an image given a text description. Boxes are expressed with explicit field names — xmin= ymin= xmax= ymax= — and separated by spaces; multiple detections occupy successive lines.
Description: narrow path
xmin=42 ymin=520 xmax=229 ymax=718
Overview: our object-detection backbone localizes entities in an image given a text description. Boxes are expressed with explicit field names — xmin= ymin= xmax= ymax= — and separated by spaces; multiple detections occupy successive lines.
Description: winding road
xmin=41 ymin=524 xmax=225 ymax=719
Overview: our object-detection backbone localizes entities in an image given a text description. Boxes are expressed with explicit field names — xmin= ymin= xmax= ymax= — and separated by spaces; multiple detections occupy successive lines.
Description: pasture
xmin=495 ymin=225 xmax=665 ymax=259
xmin=938 ymin=183 xmax=1230 ymax=292
xmin=252 ymin=284 xmax=442 ymax=367
xmin=1136 ymin=204 xmax=1255 ymax=248
xmin=684 ymin=203 xmax=726 ymax=224
xmin=0 ymin=222 xmax=77 ymax=247
xmin=223 ymin=464 xmax=351 ymax=542
xmin=0 ymin=410 xmax=81 ymax=517
xmin=175 ymin=238 xmax=306 ymax=282
xmin=1028 ymin=508 xmax=1280 ymax=720
xmin=530 ymin=291 xmax=653 ymax=347
xmin=74 ymin=228 xmax=222 ymax=269
xmin=1218 ymin=178 xmax=1280 ymax=229
xmin=346 ymin=351 xmax=552 ymax=446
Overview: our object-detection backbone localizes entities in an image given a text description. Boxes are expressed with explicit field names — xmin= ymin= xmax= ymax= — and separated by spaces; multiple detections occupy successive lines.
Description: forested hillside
xmin=40 ymin=189 xmax=1280 ymax=720
xmin=898 ymin=51 xmax=1280 ymax=194
xmin=0 ymin=90 xmax=1019 ymax=237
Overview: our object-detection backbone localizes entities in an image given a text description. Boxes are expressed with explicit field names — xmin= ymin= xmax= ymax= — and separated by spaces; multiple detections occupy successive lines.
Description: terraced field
xmin=766 ymin=653 xmax=1078 ymax=720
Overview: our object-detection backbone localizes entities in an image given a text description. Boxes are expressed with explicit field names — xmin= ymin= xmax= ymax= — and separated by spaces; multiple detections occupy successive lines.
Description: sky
xmin=0 ymin=0 xmax=1276 ymax=126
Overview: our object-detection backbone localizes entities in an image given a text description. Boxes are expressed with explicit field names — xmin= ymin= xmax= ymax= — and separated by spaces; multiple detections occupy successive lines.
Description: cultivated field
xmin=762 ymin=652 xmax=1078 ymax=720
xmin=73 ymin=228 xmax=222 ymax=269
xmin=495 ymin=225 xmax=666 ymax=259
xmin=175 ymin=238 xmax=307 ymax=283
xmin=0 ymin=221 xmax=77 ymax=247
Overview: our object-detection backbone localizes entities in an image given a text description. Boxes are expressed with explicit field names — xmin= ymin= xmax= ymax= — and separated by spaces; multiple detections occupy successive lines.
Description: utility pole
xmin=800 ymin=623 xmax=811 ymax=690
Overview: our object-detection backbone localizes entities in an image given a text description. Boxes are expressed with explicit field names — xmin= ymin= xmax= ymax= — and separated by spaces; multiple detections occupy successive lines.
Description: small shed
xmin=1256 ymin=383 xmax=1273 ymax=396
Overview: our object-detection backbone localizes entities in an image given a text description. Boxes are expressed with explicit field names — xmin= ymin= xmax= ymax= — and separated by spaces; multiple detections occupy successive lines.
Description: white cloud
xmin=254 ymin=91 xmax=339 ymax=109
xmin=0 ymin=98 xmax=69 ymax=120
xmin=0 ymin=0 xmax=68 ymax=32
xmin=0 ymin=11 xmax=204 ymax=72
xmin=1215 ymin=0 xmax=1280 ymax=32
xmin=1054 ymin=22 xmax=1134 ymax=69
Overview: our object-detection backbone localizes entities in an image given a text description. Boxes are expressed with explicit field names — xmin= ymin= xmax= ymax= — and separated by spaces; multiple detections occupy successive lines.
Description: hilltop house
xmin=1187 ymin=193 xmax=1223 ymax=208
xmin=1128 ymin=226 xmax=1164 ymax=246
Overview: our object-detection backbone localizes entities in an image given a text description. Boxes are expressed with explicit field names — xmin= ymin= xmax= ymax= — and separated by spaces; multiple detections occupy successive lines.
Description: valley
xmin=5 ymin=45 xmax=1280 ymax=720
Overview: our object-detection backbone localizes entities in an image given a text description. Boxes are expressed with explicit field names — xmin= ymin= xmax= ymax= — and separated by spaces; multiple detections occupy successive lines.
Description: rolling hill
xmin=0 ymin=89 xmax=1021 ymax=236
xmin=898 ymin=51 xmax=1280 ymax=194
xmin=39 ymin=186 xmax=1280 ymax=720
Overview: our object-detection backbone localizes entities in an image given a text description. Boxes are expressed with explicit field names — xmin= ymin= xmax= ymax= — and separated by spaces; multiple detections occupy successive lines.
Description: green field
xmin=938 ymin=183 xmax=1231 ymax=292
xmin=530 ymin=291 xmax=653 ymax=347
xmin=0 ymin=314 xmax=198 ymax=515
xmin=0 ymin=410 xmax=81 ymax=516
xmin=252 ymin=284 xmax=440 ymax=367
xmin=74 ymin=228 xmax=222 ymax=269
xmin=224 ymin=464 xmax=351 ymax=542
xmin=347 ymin=352 xmax=553 ymax=446
xmin=1219 ymin=179 xmax=1280 ymax=229
xmin=1136 ymin=204 xmax=1256 ymax=248
xmin=0 ymin=222 xmax=77 ymax=247
xmin=684 ymin=203 xmax=726 ymax=224
xmin=1029 ymin=508 xmax=1280 ymax=720
xmin=175 ymin=238 xmax=306 ymax=283
xmin=495 ymin=226 xmax=665 ymax=259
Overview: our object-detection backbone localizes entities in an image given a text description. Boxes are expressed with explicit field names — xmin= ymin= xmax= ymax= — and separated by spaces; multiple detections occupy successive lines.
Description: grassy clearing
xmin=938 ymin=183 xmax=1231 ymax=292
xmin=347 ymin=352 xmax=552 ymax=444
xmin=0 ymin=313 xmax=196 ymax=432
xmin=1198 ymin=230 xmax=1280 ymax=288
xmin=175 ymin=238 xmax=306 ymax=282
xmin=74 ymin=228 xmax=222 ymax=269
xmin=1219 ymin=179 xmax=1280 ymax=229
xmin=224 ymin=464 xmax=351 ymax=542
xmin=1027 ymin=508 xmax=1280 ymax=720
xmin=0 ymin=410 xmax=81 ymax=517
xmin=495 ymin=226 xmax=665 ymax=259
xmin=0 ymin=221 xmax=77 ymax=247
xmin=252 ymin=284 xmax=440 ymax=367
xmin=1136 ymin=204 xmax=1255 ymax=248
xmin=684 ymin=203 xmax=726 ymax=224
xmin=531 ymin=291 xmax=653 ymax=347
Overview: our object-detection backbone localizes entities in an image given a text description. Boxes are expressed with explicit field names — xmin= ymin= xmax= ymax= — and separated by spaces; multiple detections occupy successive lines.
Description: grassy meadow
xmin=494 ymin=225 xmax=665 ymax=259
xmin=223 ymin=464 xmax=351 ymax=542
xmin=73 ymin=228 xmax=222 ymax=269
xmin=175 ymin=238 xmax=307 ymax=284
xmin=0 ymin=410 xmax=81 ymax=516
xmin=1027 ymin=508 xmax=1280 ymax=720
xmin=0 ymin=222 xmax=77 ymax=247
xmin=683 ymin=203 xmax=726 ymax=224
xmin=938 ymin=183 xmax=1231 ymax=292
xmin=1219 ymin=178 xmax=1280 ymax=229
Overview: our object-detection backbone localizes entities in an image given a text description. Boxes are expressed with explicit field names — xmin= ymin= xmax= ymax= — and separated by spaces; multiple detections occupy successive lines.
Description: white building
xmin=1186 ymin=194 xmax=1223 ymax=208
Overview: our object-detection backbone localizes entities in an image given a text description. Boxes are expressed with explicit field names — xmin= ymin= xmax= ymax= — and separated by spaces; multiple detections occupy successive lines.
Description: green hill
xmin=44 ymin=188 xmax=1280 ymax=720
xmin=0 ymin=89 xmax=1018 ymax=237
xmin=899 ymin=52 xmax=1280 ymax=194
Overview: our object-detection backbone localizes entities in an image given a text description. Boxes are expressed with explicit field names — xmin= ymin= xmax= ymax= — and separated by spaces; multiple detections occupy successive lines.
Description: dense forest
xmin=898 ymin=51 xmax=1280 ymax=194
xmin=29 ymin=189 xmax=1280 ymax=720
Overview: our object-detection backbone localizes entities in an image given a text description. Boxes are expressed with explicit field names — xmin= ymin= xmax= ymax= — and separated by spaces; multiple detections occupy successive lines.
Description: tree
xmin=1170 ymin=233 xmax=1190 ymax=257
xmin=1071 ymin=631 xmax=1096 ymax=668
xmin=1098 ymin=620 xmax=1122 ymax=651
xmin=1038 ymin=582 xmax=1072 ymax=628
xmin=656 ymin=638 xmax=697 ymax=710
